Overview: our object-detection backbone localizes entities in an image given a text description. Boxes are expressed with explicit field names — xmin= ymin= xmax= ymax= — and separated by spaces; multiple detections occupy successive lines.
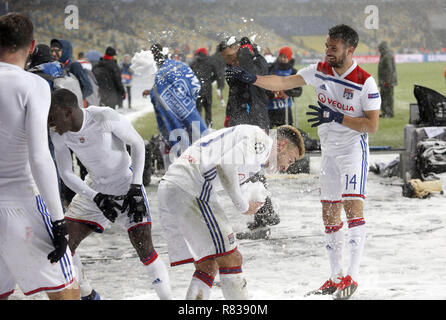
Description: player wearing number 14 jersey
xmin=225 ymin=24 xmax=381 ymax=299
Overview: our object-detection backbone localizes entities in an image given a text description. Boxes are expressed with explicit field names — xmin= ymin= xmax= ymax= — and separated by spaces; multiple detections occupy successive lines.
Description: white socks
xmin=186 ymin=270 xmax=214 ymax=300
xmin=324 ymin=218 xmax=366 ymax=282
xmin=72 ymin=252 xmax=93 ymax=297
xmin=219 ymin=267 xmax=249 ymax=300
xmin=346 ymin=220 xmax=366 ymax=281
xmin=143 ymin=250 xmax=172 ymax=300
xmin=324 ymin=223 xmax=344 ymax=282
xmin=186 ymin=267 xmax=249 ymax=300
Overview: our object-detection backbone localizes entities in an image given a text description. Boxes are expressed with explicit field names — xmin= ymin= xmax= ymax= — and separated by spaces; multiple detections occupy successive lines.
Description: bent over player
xmin=0 ymin=13 xmax=79 ymax=300
xmin=226 ymin=24 xmax=381 ymax=299
xmin=48 ymin=88 xmax=171 ymax=300
xmin=158 ymin=124 xmax=305 ymax=299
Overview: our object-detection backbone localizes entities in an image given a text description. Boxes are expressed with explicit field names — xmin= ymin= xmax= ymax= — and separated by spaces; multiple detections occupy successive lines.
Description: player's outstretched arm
xmin=254 ymin=73 xmax=306 ymax=92
xmin=225 ymin=65 xmax=306 ymax=91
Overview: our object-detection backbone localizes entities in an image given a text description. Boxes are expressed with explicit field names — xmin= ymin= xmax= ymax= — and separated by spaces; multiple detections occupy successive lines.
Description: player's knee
xmin=217 ymin=249 xmax=243 ymax=268
xmin=195 ymin=259 xmax=219 ymax=278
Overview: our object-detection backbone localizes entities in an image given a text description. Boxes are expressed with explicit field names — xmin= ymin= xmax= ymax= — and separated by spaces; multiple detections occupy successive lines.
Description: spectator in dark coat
xmin=266 ymin=46 xmax=302 ymax=128
xmin=189 ymin=47 xmax=225 ymax=127
xmin=378 ymin=41 xmax=397 ymax=118
xmin=50 ymin=38 xmax=93 ymax=104
xmin=93 ymin=46 xmax=126 ymax=109
xmin=218 ymin=36 xmax=270 ymax=131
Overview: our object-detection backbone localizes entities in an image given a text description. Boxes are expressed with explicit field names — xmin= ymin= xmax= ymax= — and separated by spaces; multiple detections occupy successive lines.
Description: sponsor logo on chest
xmin=318 ymin=92 xmax=355 ymax=112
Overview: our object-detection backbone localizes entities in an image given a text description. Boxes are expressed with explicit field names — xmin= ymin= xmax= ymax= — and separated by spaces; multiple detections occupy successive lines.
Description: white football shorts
xmin=319 ymin=134 xmax=369 ymax=203
xmin=65 ymin=174 xmax=151 ymax=233
xmin=157 ymin=180 xmax=237 ymax=267
xmin=0 ymin=196 xmax=76 ymax=298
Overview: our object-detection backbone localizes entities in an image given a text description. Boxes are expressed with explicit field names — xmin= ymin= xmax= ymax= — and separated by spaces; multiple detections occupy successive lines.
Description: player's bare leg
xmin=216 ymin=249 xmax=248 ymax=300
xmin=46 ymin=281 xmax=81 ymax=300
xmin=128 ymin=224 xmax=172 ymax=299
xmin=67 ymin=220 xmax=97 ymax=300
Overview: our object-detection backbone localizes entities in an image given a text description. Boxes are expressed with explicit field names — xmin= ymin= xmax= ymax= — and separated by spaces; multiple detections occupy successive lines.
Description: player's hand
xmin=242 ymin=201 xmax=265 ymax=215
xmin=93 ymin=192 xmax=122 ymax=223
xmin=306 ymin=101 xmax=344 ymax=127
xmin=142 ymin=89 xmax=151 ymax=98
xmin=47 ymin=219 xmax=68 ymax=264
xmin=225 ymin=66 xmax=257 ymax=84
xmin=121 ymin=184 xmax=148 ymax=223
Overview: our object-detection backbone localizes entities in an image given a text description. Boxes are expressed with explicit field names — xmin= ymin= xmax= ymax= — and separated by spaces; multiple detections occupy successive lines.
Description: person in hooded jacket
xmin=267 ymin=46 xmax=303 ymax=128
xmin=189 ymin=47 xmax=225 ymax=127
xmin=93 ymin=46 xmax=126 ymax=109
xmin=378 ymin=41 xmax=397 ymax=118
xmin=50 ymin=38 xmax=93 ymax=105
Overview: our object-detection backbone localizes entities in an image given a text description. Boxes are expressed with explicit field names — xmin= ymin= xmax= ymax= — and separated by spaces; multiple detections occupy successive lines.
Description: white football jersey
xmin=51 ymin=106 xmax=145 ymax=200
xmin=298 ymin=60 xmax=381 ymax=151
xmin=0 ymin=62 xmax=64 ymax=220
xmin=162 ymin=125 xmax=273 ymax=213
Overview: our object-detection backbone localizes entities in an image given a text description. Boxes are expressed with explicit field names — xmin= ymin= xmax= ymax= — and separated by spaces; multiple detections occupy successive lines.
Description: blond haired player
xmin=158 ymin=124 xmax=305 ymax=299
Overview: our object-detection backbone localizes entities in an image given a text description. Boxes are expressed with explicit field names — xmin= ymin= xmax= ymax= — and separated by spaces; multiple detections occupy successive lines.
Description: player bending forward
xmin=158 ymin=124 xmax=305 ymax=299
xmin=226 ymin=24 xmax=381 ymax=300
xmin=49 ymin=88 xmax=171 ymax=300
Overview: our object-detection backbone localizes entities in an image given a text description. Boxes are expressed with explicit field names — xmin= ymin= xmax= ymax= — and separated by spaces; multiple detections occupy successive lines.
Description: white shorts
xmin=319 ymin=134 xmax=369 ymax=203
xmin=0 ymin=196 xmax=76 ymax=298
xmin=65 ymin=175 xmax=151 ymax=233
xmin=157 ymin=180 xmax=237 ymax=267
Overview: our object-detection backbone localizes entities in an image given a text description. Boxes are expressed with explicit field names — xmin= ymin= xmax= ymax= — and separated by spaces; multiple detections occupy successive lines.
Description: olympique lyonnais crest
xmin=343 ymin=88 xmax=354 ymax=99
xmin=79 ymin=137 xmax=85 ymax=143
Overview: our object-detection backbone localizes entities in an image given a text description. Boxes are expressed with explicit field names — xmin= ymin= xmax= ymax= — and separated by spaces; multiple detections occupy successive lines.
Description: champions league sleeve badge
xmin=255 ymin=142 xmax=266 ymax=154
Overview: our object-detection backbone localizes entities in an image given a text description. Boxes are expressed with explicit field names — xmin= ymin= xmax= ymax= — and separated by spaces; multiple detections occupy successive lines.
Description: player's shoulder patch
xmin=344 ymin=65 xmax=371 ymax=85
xmin=316 ymin=61 xmax=335 ymax=76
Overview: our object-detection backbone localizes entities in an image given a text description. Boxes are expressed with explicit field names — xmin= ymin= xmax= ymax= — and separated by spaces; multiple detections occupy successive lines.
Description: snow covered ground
xmin=9 ymin=148 xmax=446 ymax=300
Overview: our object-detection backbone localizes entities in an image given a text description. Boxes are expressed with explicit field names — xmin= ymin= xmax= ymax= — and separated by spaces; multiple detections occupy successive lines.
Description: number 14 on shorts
xmin=345 ymin=174 xmax=357 ymax=190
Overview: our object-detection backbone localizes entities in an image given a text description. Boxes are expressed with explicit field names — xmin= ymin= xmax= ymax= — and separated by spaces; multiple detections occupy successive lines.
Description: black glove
xmin=306 ymin=101 xmax=344 ymax=127
xmin=121 ymin=184 xmax=148 ymax=223
xmin=93 ymin=192 xmax=122 ymax=223
xmin=47 ymin=219 xmax=68 ymax=264
xmin=225 ymin=66 xmax=257 ymax=84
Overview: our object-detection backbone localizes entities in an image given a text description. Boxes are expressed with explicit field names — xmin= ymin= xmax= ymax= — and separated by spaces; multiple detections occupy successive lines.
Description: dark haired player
xmin=226 ymin=24 xmax=381 ymax=299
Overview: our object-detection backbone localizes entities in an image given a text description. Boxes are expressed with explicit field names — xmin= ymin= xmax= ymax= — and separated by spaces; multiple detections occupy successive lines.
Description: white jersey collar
xmin=332 ymin=59 xmax=357 ymax=79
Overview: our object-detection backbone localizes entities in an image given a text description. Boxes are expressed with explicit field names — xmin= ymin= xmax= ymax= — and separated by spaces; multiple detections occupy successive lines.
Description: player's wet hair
xmin=328 ymin=24 xmax=359 ymax=49
xmin=0 ymin=13 xmax=34 ymax=56
xmin=277 ymin=125 xmax=305 ymax=160
xmin=51 ymin=88 xmax=79 ymax=109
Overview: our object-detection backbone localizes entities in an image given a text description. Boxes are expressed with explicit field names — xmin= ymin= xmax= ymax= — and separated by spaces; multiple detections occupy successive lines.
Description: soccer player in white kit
xmin=226 ymin=24 xmax=381 ymax=299
xmin=0 ymin=13 xmax=79 ymax=300
xmin=158 ymin=124 xmax=305 ymax=299
xmin=48 ymin=88 xmax=171 ymax=300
